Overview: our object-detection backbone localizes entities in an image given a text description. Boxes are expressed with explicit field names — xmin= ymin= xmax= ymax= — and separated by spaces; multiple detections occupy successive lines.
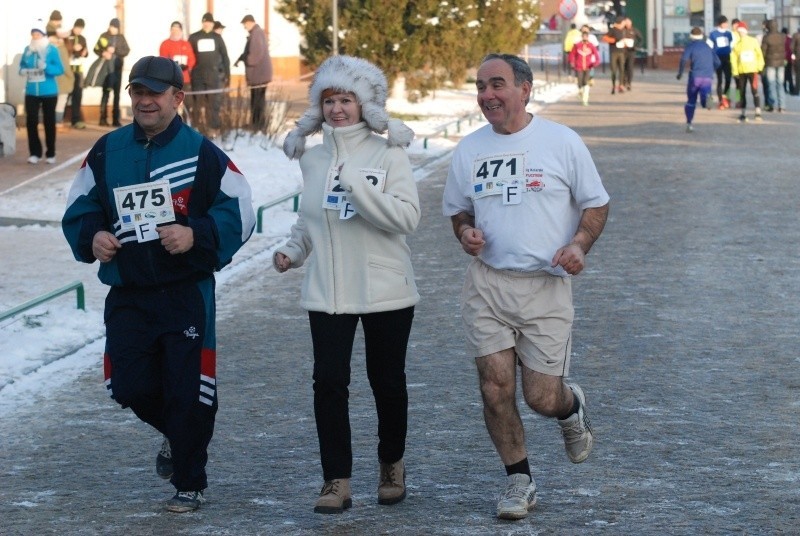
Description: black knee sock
xmin=504 ymin=458 xmax=531 ymax=478
xmin=559 ymin=392 xmax=580 ymax=420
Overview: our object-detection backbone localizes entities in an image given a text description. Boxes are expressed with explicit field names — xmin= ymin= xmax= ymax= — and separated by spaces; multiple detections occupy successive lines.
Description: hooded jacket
xmin=761 ymin=20 xmax=786 ymax=68
xmin=274 ymin=121 xmax=420 ymax=314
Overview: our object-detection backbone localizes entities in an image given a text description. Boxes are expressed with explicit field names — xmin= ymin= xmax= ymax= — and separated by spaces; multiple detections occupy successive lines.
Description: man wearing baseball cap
xmin=62 ymin=55 xmax=255 ymax=514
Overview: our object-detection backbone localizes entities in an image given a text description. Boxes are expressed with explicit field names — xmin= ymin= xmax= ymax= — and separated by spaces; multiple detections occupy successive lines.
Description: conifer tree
xmin=276 ymin=0 xmax=539 ymax=93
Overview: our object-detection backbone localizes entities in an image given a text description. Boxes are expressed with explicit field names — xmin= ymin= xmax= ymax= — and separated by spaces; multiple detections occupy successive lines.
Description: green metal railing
xmin=0 ymin=281 xmax=85 ymax=322
xmin=256 ymin=188 xmax=302 ymax=233
xmin=422 ymin=110 xmax=485 ymax=149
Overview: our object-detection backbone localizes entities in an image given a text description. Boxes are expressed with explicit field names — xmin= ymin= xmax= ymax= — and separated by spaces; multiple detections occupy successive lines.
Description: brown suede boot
xmin=314 ymin=478 xmax=352 ymax=514
xmin=377 ymin=459 xmax=406 ymax=505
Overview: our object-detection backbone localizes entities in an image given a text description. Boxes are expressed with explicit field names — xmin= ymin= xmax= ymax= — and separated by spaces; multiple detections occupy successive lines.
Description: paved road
xmin=1 ymin=70 xmax=799 ymax=535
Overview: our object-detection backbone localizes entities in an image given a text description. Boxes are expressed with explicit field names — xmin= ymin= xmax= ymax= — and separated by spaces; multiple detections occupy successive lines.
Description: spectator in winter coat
xmin=66 ymin=18 xmax=89 ymax=129
xmin=93 ymin=18 xmax=130 ymax=126
xmin=236 ymin=14 xmax=273 ymax=129
xmin=677 ymin=27 xmax=721 ymax=132
xmin=50 ymin=28 xmax=74 ymax=129
xmin=761 ymin=19 xmax=786 ymax=112
xmin=160 ymin=21 xmax=196 ymax=88
xmin=19 ymin=21 xmax=64 ymax=164
xmin=188 ymin=12 xmax=230 ymax=134
xmin=792 ymin=27 xmax=800 ymax=95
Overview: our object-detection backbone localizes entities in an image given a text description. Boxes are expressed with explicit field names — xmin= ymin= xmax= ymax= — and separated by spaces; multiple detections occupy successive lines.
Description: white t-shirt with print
xmin=443 ymin=116 xmax=609 ymax=275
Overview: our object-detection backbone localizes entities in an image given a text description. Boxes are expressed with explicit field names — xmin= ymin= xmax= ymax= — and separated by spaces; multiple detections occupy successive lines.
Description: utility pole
xmin=332 ymin=0 xmax=338 ymax=55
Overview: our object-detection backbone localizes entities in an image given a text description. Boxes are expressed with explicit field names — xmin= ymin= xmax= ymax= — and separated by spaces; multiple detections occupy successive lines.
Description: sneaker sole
xmin=314 ymin=498 xmax=352 ymax=514
xmin=497 ymin=495 xmax=537 ymax=520
xmin=378 ymin=489 xmax=407 ymax=505
xmin=166 ymin=502 xmax=201 ymax=513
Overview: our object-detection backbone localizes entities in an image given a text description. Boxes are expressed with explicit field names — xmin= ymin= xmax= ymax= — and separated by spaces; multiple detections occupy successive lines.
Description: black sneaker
xmin=166 ymin=490 xmax=205 ymax=513
xmin=156 ymin=436 xmax=173 ymax=479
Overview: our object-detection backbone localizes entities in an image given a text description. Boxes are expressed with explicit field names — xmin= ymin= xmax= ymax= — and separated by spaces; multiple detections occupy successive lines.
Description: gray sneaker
xmin=166 ymin=490 xmax=205 ymax=513
xmin=496 ymin=473 xmax=537 ymax=520
xmin=156 ymin=436 xmax=173 ymax=479
xmin=558 ymin=383 xmax=594 ymax=463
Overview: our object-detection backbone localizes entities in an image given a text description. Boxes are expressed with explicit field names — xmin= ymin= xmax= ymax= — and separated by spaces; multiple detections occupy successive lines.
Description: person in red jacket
xmin=569 ymin=30 xmax=600 ymax=105
xmin=159 ymin=21 xmax=196 ymax=90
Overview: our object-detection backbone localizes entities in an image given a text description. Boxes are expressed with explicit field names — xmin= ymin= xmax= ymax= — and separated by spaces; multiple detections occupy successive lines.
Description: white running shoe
xmin=558 ymin=383 xmax=594 ymax=463
xmin=27 ymin=156 xmax=40 ymax=164
xmin=496 ymin=473 xmax=537 ymax=520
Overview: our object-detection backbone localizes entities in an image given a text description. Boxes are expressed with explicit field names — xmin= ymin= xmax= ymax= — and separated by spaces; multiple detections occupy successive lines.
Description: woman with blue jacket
xmin=19 ymin=21 xmax=64 ymax=164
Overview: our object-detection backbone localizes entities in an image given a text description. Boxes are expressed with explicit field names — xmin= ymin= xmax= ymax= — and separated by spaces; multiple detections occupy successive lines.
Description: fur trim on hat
xmin=283 ymin=55 xmax=414 ymax=160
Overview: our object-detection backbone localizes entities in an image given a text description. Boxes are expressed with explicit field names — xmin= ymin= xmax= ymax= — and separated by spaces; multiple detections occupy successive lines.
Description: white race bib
xmin=197 ymin=38 xmax=216 ymax=53
xmin=471 ymin=152 xmax=525 ymax=200
xmin=323 ymin=166 xmax=387 ymax=220
xmin=24 ymin=68 xmax=45 ymax=83
xmin=113 ymin=179 xmax=176 ymax=242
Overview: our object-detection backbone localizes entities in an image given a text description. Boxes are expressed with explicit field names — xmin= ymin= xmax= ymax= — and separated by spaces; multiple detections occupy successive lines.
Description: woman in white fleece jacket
xmin=273 ymin=55 xmax=419 ymax=515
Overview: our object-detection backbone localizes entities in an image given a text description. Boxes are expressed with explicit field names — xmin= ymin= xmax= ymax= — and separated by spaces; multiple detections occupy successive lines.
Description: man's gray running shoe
xmin=496 ymin=473 xmax=537 ymax=520
xmin=558 ymin=383 xmax=594 ymax=463
xmin=166 ymin=490 xmax=204 ymax=513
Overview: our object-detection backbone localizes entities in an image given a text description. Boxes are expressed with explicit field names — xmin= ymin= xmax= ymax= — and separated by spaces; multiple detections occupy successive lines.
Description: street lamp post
xmin=332 ymin=0 xmax=338 ymax=55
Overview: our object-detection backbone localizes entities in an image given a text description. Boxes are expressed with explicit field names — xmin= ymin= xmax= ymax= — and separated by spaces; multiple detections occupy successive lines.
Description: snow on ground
xmin=0 ymin=81 xmax=575 ymax=410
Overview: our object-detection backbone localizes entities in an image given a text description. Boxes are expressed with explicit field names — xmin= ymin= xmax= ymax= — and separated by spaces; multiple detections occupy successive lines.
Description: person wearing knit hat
xmin=188 ymin=12 xmax=230 ymax=134
xmin=92 ymin=17 xmax=130 ymax=126
xmin=66 ymin=17 xmax=89 ymax=128
xmin=46 ymin=9 xmax=63 ymax=35
xmin=730 ymin=19 xmax=765 ymax=121
xmin=677 ymin=27 xmax=721 ymax=132
xmin=19 ymin=20 xmax=65 ymax=163
xmin=275 ymin=55 xmax=419 ymax=514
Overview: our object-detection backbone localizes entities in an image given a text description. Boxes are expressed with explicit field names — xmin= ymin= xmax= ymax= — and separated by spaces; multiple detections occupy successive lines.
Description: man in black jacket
xmin=188 ymin=12 xmax=230 ymax=135
xmin=93 ymin=18 xmax=130 ymax=126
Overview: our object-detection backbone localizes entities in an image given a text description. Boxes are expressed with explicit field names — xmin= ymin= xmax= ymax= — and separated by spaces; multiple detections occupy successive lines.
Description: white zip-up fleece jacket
xmin=275 ymin=121 xmax=420 ymax=314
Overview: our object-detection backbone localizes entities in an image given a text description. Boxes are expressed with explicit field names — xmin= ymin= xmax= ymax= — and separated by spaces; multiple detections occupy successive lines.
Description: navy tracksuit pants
xmin=103 ymin=278 xmax=217 ymax=492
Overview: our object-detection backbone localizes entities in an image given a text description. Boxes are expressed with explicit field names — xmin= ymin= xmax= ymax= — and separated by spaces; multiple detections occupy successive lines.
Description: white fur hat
xmin=283 ymin=55 xmax=414 ymax=160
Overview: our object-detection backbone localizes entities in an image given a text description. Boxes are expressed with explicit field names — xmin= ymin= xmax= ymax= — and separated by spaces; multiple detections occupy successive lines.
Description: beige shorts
xmin=461 ymin=258 xmax=574 ymax=376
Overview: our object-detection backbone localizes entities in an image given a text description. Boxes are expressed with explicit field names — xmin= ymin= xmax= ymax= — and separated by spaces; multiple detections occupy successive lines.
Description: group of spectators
xmin=19 ymin=10 xmax=272 ymax=165
xmin=677 ymin=15 xmax=800 ymax=130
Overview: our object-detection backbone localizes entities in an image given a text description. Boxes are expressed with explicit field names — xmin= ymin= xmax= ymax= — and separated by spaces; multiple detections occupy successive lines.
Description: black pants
xmin=103 ymin=279 xmax=217 ymax=492
xmin=737 ymin=73 xmax=761 ymax=112
xmin=101 ymin=60 xmax=124 ymax=123
xmin=250 ymin=86 xmax=266 ymax=128
xmin=309 ymin=306 xmax=414 ymax=481
xmin=716 ymin=55 xmax=732 ymax=100
xmin=70 ymin=70 xmax=84 ymax=124
xmin=25 ymin=94 xmax=57 ymax=158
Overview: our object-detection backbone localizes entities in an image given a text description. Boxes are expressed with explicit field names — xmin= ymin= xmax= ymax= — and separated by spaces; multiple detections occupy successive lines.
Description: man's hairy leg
xmin=475 ymin=348 xmax=527 ymax=464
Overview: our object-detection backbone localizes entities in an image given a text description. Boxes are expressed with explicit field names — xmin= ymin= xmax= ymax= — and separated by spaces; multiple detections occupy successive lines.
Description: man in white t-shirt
xmin=442 ymin=53 xmax=610 ymax=521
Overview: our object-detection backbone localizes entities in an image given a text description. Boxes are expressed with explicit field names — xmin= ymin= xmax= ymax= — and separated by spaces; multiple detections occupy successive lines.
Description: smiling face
xmin=129 ymin=85 xmax=183 ymax=137
xmin=475 ymin=58 xmax=532 ymax=135
xmin=321 ymin=90 xmax=362 ymax=128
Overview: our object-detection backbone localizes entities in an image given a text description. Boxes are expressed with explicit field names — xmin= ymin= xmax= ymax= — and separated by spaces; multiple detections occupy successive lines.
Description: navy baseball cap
xmin=127 ymin=56 xmax=184 ymax=92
